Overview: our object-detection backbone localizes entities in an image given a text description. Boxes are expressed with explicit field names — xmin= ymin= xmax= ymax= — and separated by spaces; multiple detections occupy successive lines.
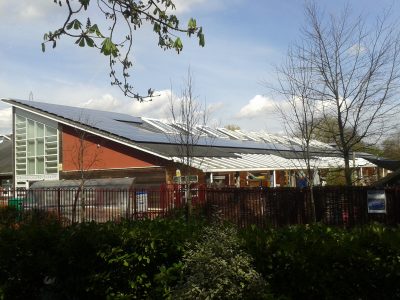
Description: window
xmin=14 ymin=115 xmax=59 ymax=176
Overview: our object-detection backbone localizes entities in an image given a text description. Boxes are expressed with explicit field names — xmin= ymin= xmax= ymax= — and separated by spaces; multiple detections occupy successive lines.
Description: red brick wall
xmin=62 ymin=126 xmax=160 ymax=171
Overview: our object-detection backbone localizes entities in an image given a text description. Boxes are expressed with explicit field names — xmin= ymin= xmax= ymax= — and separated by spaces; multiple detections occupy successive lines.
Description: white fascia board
xmin=200 ymin=167 xmax=289 ymax=172
xmin=5 ymin=100 xmax=172 ymax=161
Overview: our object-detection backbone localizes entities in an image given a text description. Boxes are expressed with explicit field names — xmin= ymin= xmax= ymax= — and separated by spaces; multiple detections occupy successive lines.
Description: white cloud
xmin=0 ymin=0 xmax=54 ymax=20
xmin=125 ymin=90 xmax=173 ymax=119
xmin=20 ymin=4 xmax=42 ymax=19
xmin=81 ymin=94 xmax=122 ymax=111
xmin=207 ymin=101 xmax=224 ymax=114
xmin=173 ymin=0 xmax=208 ymax=13
xmin=0 ymin=108 xmax=12 ymax=134
xmin=348 ymin=43 xmax=366 ymax=56
xmin=235 ymin=95 xmax=277 ymax=119
xmin=77 ymin=90 xmax=175 ymax=120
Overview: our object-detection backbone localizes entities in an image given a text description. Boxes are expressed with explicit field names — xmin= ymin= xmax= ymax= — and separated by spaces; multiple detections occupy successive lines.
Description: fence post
xmin=57 ymin=188 xmax=61 ymax=221
xmin=126 ymin=189 xmax=131 ymax=221
xmin=133 ymin=189 xmax=137 ymax=220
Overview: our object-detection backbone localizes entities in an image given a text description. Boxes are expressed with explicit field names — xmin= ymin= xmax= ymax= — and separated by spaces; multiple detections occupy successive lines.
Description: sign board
xmin=135 ymin=191 xmax=148 ymax=212
xmin=173 ymin=175 xmax=198 ymax=184
xmin=367 ymin=190 xmax=386 ymax=213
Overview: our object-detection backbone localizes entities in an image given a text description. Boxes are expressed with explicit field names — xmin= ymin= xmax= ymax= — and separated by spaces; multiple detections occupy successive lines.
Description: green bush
xmin=0 ymin=215 xmax=64 ymax=299
xmin=2 ymin=210 xmax=400 ymax=300
xmin=90 ymin=217 xmax=206 ymax=299
xmin=0 ymin=215 xmax=206 ymax=299
xmin=241 ymin=223 xmax=400 ymax=299
xmin=0 ymin=206 xmax=20 ymax=228
xmin=172 ymin=224 xmax=271 ymax=300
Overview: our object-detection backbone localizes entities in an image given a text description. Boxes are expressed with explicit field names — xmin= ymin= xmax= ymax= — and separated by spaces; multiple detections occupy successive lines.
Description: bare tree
xmin=286 ymin=3 xmax=400 ymax=185
xmin=274 ymin=45 xmax=322 ymax=222
xmin=168 ymin=69 xmax=210 ymax=219
xmin=381 ymin=130 xmax=400 ymax=161
xmin=67 ymin=115 xmax=102 ymax=223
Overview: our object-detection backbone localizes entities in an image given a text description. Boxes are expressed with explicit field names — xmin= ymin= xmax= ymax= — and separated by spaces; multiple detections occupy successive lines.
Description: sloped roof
xmin=0 ymin=135 xmax=12 ymax=175
xmin=2 ymin=98 xmax=374 ymax=172
xmin=175 ymin=153 xmax=376 ymax=172
xmin=2 ymin=98 xmax=295 ymax=153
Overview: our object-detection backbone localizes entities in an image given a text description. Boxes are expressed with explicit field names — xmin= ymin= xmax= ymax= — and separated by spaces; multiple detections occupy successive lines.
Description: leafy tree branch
xmin=42 ymin=0 xmax=205 ymax=101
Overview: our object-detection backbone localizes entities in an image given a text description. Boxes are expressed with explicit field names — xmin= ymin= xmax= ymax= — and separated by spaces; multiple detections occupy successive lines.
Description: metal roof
xmin=2 ymin=98 xmax=375 ymax=172
xmin=2 ymin=98 xmax=298 ymax=152
xmin=0 ymin=135 xmax=12 ymax=175
xmin=177 ymin=153 xmax=376 ymax=172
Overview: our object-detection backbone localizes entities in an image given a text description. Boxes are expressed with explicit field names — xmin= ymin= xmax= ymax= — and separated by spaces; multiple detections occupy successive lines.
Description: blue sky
xmin=1 ymin=0 xmax=399 ymax=134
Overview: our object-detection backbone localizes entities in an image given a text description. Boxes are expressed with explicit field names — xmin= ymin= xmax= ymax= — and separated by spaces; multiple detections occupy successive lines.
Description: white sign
xmin=16 ymin=174 xmax=59 ymax=182
xmin=367 ymin=190 xmax=386 ymax=213
xmin=136 ymin=191 xmax=148 ymax=212
xmin=173 ymin=175 xmax=198 ymax=184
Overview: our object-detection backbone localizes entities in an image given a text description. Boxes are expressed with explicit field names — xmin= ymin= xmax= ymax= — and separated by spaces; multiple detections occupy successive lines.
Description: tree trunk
xmin=343 ymin=151 xmax=352 ymax=186
xmin=72 ymin=186 xmax=81 ymax=224
xmin=309 ymin=184 xmax=316 ymax=223
xmin=80 ymin=189 xmax=86 ymax=223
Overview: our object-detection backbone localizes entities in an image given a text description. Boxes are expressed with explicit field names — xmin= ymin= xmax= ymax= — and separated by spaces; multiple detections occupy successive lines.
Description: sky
xmin=0 ymin=0 xmax=400 ymax=135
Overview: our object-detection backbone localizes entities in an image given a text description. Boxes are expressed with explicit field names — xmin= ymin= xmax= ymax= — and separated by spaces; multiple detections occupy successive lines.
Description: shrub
xmin=0 ymin=206 xmax=20 ymax=228
xmin=0 ymin=216 xmax=64 ymax=299
xmin=241 ymin=223 xmax=400 ymax=299
xmin=172 ymin=224 xmax=271 ymax=300
xmin=0 ymin=216 xmax=206 ymax=299
xmin=83 ymin=216 xmax=206 ymax=299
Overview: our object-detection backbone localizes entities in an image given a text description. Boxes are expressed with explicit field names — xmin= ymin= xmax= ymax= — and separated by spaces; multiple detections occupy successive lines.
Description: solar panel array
xmin=6 ymin=99 xmax=334 ymax=153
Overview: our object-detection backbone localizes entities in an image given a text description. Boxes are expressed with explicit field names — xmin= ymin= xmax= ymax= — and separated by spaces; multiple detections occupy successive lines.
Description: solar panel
xmin=217 ymin=128 xmax=245 ymax=140
xmin=4 ymin=99 xmax=310 ymax=153
xmin=170 ymin=122 xmax=207 ymax=137
xmin=142 ymin=118 xmax=178 ymax=134
xmin=196 ymin=125 xmax=230 ymax=138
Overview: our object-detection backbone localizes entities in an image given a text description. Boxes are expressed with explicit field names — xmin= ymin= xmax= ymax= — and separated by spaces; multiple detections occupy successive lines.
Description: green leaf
xmin=153 ymin=23 xmax=161 ymax=34
xmin=198 ymin=28 xmax=205 ymax=47
xmin=85 ymin=36 xmax=94 ymax=47
xmin=73 ymin=19 xmax=82 ymax=30
xmin=173 ymin=37 xmax=183 ymax=52
xmin=41 ymin=43 xmax=45 ymax=52
xmin=75 ymin=37 xmax=85 ymax=47
xmin=188 ymin=18 xmax=197 ymax=30
xmin=66 ymin=20 xmax=74 ymax=30
xmin=89 ymin=24 xmax=103 ymax=37
xmin=79 ymin=0 xmax=90 ymax=10
xmin=101 ymin=38 xmax=118 ymax=57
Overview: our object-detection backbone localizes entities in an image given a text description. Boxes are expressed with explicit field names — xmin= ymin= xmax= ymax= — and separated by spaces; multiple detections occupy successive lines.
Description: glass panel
xmin=16 ymin=151 xmax=25 ymax=158
xmin=46 ymin=149 xmax=57 ymax=156
xmin=27 ymin=140 xmax=35 ymax=157
xmin=36 ymin=138 xmax=44 ymax=156
xmin=46 ymin=168 xmax=57 ymax=174
xmin=27 ymin=120 xmax=35 ymax=139
xmin=27 ymin=158 xmax=35 ymax=175
xmin=36 ymin=158 xmax=44 ymax=174
xmin=46 ymin=161 xmax=58 ymax=167
xmin=45 ymin=125 xmax=57 ymax=136
xmin=16 ymin=115 xmax=25 ymax=124
xmin=46 ymin=154 xmax=58 ymax=162
xmin=46 ymin=136 xmax=57 ymax=144
xmin=36 ymin=123 xmax=44 ymax=138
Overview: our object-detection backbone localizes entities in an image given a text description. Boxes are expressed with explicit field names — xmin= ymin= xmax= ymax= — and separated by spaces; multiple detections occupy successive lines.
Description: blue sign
xmin=367 ymin=190 xmax=386 ymax=213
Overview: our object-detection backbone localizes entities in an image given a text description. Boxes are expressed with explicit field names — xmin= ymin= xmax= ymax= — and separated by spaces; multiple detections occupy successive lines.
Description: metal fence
xmin=205 ymin=186 xmax=400 ymax=227
xmin=1 ymin=185 xmax=399 ymax=227
xmin=0 ymin=185 xmax=206 ymax=224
